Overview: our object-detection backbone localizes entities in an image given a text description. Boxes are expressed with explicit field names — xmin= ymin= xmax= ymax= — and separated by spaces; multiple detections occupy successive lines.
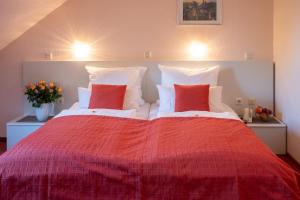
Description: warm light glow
xmin=72 ymin=41 xmax=91 ymax=59
xmin=187 ymin=42 xmax=208 ymax=59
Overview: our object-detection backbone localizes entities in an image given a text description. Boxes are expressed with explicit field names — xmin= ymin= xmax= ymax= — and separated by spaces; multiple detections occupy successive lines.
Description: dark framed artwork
xmin=178 ymin=0 xmax=222 ymax=25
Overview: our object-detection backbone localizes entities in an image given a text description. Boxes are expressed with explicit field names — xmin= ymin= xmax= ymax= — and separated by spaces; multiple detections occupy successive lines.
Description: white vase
xmin=35 ymin=103 xmax=51 ymax=122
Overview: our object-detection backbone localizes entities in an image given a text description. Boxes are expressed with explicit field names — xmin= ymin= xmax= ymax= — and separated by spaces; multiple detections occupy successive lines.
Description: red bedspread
xmin=0 ymin=116 xmax=299 ymax=200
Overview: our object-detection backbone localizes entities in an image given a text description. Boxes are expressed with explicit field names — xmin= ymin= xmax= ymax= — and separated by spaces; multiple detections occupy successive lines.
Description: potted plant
xmin=25 ymin=80 xmax=62 ymax=121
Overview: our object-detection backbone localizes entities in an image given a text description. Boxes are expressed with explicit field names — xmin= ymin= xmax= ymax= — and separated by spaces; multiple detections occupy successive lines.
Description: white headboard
xmin=23 ymin=61 xmax=274 ymax=115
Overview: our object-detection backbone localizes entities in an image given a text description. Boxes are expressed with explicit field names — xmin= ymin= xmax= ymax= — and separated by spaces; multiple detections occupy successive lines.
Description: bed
xmin=1 ymin=62 xmax=299 ymax=199
xmin=0 ymin=106 xmax=300 ymax=199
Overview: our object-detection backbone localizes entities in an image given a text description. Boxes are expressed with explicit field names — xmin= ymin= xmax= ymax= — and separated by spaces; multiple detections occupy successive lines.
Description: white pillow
xmin=123 ymin=86 xmax=142 ymax=109
xmin=159 ymin=65 xmax=219 ymax=87
xmin=78 ymin=87 xmax=140 ymax=110
xmin=78 ymin=87 xmax=91 ymax=109
xmin=85 ymin=66 xmax=147 ymax=106
xmin=157 ymin=85 xmax=223 ymax=113
xmin=157 ymin=85 xmax=175 ymax=113
xmin=86 ymin=66 xmax=145 ymax=87
xmin=209 ymin=86 xmax=224 ymax=113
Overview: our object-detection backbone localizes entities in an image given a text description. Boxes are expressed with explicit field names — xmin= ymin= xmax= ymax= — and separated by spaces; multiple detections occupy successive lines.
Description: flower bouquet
xmin=25 ymin=80 xmax=62 ymax=121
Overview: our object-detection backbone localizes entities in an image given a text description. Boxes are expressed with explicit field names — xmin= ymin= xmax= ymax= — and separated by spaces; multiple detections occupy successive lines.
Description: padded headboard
xmin=23 ymin=61 xmax=274 ymax=115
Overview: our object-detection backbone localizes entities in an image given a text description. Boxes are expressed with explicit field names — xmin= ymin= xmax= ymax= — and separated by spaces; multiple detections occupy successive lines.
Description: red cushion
xmin=174 ymin=84 xmax=210 ymax=112
xmin=89 ymin=84 xmax=127 ymax=110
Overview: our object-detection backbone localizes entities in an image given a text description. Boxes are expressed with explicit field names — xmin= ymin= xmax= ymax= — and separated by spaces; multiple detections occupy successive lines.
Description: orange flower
xmin=58 ymin=87 xmax=63 ymax=94
xmin=39 ymin=80 xmax=46 ymax=85
xmin=40 ymin=85 xmax=45 ymax=90
xmin=31 ymin=85 xmax=36 ymax=90
xmin=26 ymin=82 xmax=36 ymax=90
xmin=49 ymin=82 xmax=55 ymax=89
xmin=26 ymin=82 xmax=33 ymax=89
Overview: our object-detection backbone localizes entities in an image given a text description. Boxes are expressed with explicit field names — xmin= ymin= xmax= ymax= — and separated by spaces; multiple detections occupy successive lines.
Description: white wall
xmin=274 ymin=0 xmax=300 ymax=162
xmin=0 ymin=0 xmax=66 ymax=49
xmin=0 ymin=0 xmax=273 ymax=137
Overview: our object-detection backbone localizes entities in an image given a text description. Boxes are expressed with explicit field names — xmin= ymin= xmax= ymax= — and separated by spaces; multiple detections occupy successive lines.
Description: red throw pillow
xmin=89 ymin=84 xmax=127 ymax=110
xmin=174 ymin=84 xmax=210 ymax=112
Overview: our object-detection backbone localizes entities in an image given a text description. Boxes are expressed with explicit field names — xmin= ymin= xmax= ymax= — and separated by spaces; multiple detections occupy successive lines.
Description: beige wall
xmin=274 ymin=0 xmax=300 ymax=162
xmin=0 ymin=0 xmax=273 ymax=137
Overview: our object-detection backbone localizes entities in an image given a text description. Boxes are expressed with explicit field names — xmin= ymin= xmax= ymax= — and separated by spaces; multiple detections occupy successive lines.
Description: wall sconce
xmin=187 ymin=41 xmax=208 ymax=60
xmin=72 ymin=41 xmax=91 ymax=59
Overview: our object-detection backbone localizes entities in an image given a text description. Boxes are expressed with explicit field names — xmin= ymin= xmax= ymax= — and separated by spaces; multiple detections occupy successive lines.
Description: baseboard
xmin=0 ymin=137 xmax=6 ymax=142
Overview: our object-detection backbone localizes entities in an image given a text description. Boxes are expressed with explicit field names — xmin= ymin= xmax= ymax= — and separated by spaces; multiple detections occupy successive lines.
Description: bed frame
xmin=23 ymin=61 xmax=274 ymax=115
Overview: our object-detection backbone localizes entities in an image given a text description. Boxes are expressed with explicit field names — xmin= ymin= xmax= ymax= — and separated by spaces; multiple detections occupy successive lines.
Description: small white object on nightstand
xmin=6 ymin=116 xmax=52 ymax=150
xmin=246 ymin=117 xmax=287 ymax=155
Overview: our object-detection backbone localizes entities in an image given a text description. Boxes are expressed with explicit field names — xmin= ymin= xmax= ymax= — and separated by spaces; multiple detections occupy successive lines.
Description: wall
xmin=0 ymin=0 xmax=66 ymax=49
xmin=0 ymin=0 xmax=273 ymax=137
xmin=274 ymin=0 xmax=300 ymax=162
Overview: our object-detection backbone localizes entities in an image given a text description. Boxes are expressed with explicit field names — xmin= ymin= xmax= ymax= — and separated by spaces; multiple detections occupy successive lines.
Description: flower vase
xmin=35 ymin=103 xmax=51 ymax=122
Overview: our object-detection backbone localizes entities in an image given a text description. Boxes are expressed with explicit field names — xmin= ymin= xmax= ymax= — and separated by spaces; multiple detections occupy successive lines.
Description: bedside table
xmin=245 ymin=117 xmax=286 ymax=155
xmin=6 ymin=116 xmax=53 ymax=150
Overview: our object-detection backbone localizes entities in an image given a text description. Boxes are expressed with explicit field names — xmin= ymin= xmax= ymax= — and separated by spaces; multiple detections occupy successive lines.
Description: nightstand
xmin=6 ymin=116 xmax=53 ymax=150
xmin=245 ymin=117 xmax=286 ymax=155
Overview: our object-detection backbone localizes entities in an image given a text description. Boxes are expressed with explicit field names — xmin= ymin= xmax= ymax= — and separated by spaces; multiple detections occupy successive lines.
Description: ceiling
xmin=0 ymin=0 xmax=67 ymax=50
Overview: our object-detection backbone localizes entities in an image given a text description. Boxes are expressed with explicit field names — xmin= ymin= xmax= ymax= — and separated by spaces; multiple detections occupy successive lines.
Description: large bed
xmin=1 ymin=62 xmax=299 ymax=199
xmin=0 ymin=109 xmax=300 ymax=199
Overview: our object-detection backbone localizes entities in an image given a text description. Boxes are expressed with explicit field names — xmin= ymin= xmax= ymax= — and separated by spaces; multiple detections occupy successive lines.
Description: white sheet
xmin=149 ymin=103 xmax=160 ymax=120
xmin=55 ymin=109 xmax=137 ymax=119
xmin=149 ymin=103 xmax=240 ymax=121
xmin=58 ymin=102 xmax=150 ymax=120
xmin=135 ymin=103 xmax=150 ymax=119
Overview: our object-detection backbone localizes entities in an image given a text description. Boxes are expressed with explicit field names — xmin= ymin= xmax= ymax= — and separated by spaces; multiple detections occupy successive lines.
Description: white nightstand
xmin=6 ymin=116 xmax=53 ymax=150
xmin=245 ymin=117 xmax=287 ymax=155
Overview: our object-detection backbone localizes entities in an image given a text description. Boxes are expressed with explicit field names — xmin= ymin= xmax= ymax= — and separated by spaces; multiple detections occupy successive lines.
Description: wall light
xmin=72 ymin=41 xmax=91 ymax=59
xmin=187 ymin=41 xmax=208 ymax=60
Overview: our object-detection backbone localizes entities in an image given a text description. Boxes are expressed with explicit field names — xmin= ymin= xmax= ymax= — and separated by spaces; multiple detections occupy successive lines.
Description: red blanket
xmin=0 ymin=116 xmax=299 ymax=200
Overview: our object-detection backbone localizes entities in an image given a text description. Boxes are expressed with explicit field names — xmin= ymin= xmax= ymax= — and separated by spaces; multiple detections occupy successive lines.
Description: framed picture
xmin=177 ymin=0 xmax=222 ymax=25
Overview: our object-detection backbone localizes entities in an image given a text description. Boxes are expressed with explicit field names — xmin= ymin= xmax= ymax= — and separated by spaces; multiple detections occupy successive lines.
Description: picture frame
xmin=177 ymin=0 xmax=223 ymax=25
